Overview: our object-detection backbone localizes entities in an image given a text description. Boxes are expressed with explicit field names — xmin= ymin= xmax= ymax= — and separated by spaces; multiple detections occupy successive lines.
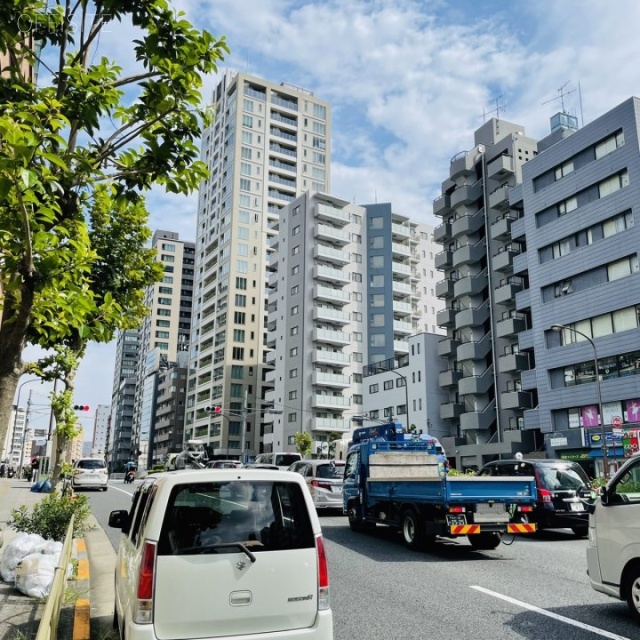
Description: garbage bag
xmin=15 ymin=552 xmax=59 ymax=598
xmin=30 ymin=479 xmax=52 ymax=493
xmin=0 ymin=533 xmax=46 ymax=583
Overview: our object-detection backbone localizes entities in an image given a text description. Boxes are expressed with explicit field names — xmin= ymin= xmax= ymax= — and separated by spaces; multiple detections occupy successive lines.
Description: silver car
xmin=288 ymin=460 xmax=345 ymax=509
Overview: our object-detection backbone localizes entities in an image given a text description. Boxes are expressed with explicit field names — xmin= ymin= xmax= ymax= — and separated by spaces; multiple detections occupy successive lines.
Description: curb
xmin=73 ymin=538 xmax=90 ymax=640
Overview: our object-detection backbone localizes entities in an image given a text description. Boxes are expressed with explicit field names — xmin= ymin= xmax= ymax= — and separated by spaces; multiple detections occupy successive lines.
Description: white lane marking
xmin=107 ymin=482 xmax=136 ymax=496
xmin=471 ymin=585 xmax=631 ymax=640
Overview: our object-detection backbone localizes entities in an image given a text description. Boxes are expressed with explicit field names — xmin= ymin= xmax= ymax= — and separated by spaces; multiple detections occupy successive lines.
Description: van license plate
xmin=570 ymin=503 xmax=584 ymax=511
xmin=446 ymin=514 xmax=467 ymax=526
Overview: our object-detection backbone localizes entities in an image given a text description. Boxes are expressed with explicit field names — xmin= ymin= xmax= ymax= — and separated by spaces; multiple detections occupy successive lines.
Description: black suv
xmin=478 ymin=459 xmax=593 ymax=537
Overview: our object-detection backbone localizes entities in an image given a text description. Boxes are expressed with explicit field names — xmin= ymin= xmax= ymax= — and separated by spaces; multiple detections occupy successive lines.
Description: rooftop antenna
xmin=482 ymin=95 xmax=506 ymax=123
xmin=541 ymin=81 xmax=576 ymax=113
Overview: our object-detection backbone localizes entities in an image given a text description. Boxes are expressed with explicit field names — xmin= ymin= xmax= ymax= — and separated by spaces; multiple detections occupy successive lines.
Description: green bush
xmin=9 ymin=491 xmax=92 ymax=542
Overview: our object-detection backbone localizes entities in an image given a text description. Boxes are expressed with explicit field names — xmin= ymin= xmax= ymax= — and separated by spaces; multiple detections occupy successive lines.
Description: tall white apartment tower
xmin=187 ymin=71 xmax=331 ymax=458
xmin=91 ymin=404 xmax=111 ymax=456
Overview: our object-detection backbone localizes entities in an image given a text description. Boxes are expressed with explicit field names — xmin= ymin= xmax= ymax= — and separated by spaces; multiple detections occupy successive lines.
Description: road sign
xmin=612 ymin=416 xmax=622 ymax=428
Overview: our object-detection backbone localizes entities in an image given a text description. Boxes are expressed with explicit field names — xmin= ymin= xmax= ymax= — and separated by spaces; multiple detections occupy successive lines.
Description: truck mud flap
xmin=449 ymin=523 xmax=537 ymax=535
xmin=506 ymin=523 xmax=536 ymax=534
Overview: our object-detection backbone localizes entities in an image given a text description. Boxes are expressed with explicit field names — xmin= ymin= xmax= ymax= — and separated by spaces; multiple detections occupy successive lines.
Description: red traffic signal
xmin=206 ymin=406 xmax=222 ymax=415
xmin=73 ymin=405 xmax=90 ymax=411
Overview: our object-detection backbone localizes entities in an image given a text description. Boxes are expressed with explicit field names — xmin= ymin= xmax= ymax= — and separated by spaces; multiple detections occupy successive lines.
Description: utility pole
xmin=18 ymin=391 xmax=33 ymax=479
xmin=240 ymin=389 xmax=249 ymax=464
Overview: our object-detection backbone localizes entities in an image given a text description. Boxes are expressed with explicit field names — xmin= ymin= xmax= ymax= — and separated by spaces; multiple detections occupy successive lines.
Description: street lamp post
xmin=376 ymin=367 xmax=410 ymax=429
xmin=551 ymin=324 xmax=609 ymax=478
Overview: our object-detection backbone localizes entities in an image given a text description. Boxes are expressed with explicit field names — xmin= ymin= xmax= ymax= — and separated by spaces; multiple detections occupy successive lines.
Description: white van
xmin=587 ymin=452 xmax=640 ymax=621
xmin=108 ymin=469 xmax=333 ymax=640
xmin=253 ymin=451 xmax=302 ymax=470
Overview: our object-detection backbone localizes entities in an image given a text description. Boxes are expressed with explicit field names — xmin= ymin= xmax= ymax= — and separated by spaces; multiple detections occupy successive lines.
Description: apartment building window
xmin=290 ymin=326 xmax=298 ymax=336
xmin=383 ymin=406 xmax=393 ymax=418
xmin=370 ymin=236 xmax=384 ymax=249
xmin=234 ymin=311 xmax=246 ymax=324
xmin=371 ymin=334 xmax=385 ymax=347
xmin=351 ymin=233 xmax=361 ymax=243
xmin=232 ymin=347 xmax=244 ymax=360
xmin=353 ymin=332 xmax=362 ymax=342
xmin=371 ymin=313 xmax=384 ymax=327
xmin=289 ymin=368 xmax=298 ymax=379
xmin=157 ymin=297 xmax=172 ymax=305
xmin=397 ymin=405 xmax=407 ymax=416
xmin=353 ymin=352 xmax=363 ymax=363
xmin=353 ymin=394 xmax=362 ymax=404
xmin=289 ymin=390 xmax=297 ymax=400
xmin=353 ymin=373 xmax=362 ymax=383
xmin=370 ymin=275 xmax=384 ymax=287
xmin=155 ymin=331 xmax=170 ymax=339
xmin=240 ymin=178 xmax=251 ymax=191
xmin=599 ymin=171 xmax=629 ymax=197
xmin=162 ymin=276 xmax=173 ymax=283
xmin=369 ymin=217 xmax=383 ymax=229
xmin=236 ymin=277 xmax=247 ymax=289
xmin=370 ymin=255 xmax=384 ymax=268
xmin=235 ymin=294 xmax=247 ymax=307
xmin=242 ymin=115 xmax=253 ymax=127
xmin=291 ymin=285 xmax=299 ymax=295
xmin=242 ymin=131 xmax=252 ymax=144
xmin=161 ymin=243 xmax=175 ymax=251
xmin=290 ymin=347 xmax=298 ymax=356
xmin=352 ymin=253 xmax=362 ymax=263
xmin=555 ymin=160 xmax=574 ymax=180
xmin=558 ymin=196 xmax=578 ymax=216
xmin=231 ymin=365 xmax=244 ymax=378
xmin=288 ymin=412 xmax=297 ymax=422
xmin=240 ymin=162 xmax=251 ymax=175
xmin=158 ymin=309 xmax=171 ymax=316
xmin=292 ymin=245 xmax=300 ymax=256
xmin=370 ymin=409 xmax=379 ymax=419
xmin=351 ymin=213 xmax=362 ymax=224
xmin=161 ymin=254 xmax=175 ymax=262
xmin=291 ymin=265 xmax=299 ymax=275
xmin=292 ymin=225 xmax=300 ymax=236
xmin=595 ymin=130 xmax=625 ymax=159
xmin=353 ymin=312 xmax=362 ymax=322
xmin=155 ymin=342 xmax=169 ymax=350
xmin=236 ymin=260 xmax=248 ymax=273
xmin=353 ymin=292 xmax=362 ymax=302
xmin=230 ymin=383 xmax=243 ymax=398
xmin=313 ymin=103 xmax=326 ymax=119
xmin=396 ymin=378 xmax=406 ymax=388
xmin=156 ymin=320 xmax=170 ymax=327
xmin=369 ymin=384 xmax=379 ymax=393
xmin=351 ymin=273 xmax=362 ymax=283
xmin=383 ymin=380 xmax=393 ymax=390
xmin=233 ymin=329 xmax=245 ymax=342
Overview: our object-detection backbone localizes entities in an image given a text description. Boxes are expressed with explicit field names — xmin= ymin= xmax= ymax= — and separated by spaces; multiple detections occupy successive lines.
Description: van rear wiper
xmin=180 ymin=541 xmax=259 ymax=562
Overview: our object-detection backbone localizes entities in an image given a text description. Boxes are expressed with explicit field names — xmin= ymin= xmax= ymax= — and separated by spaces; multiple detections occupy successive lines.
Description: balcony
xmin=437 ymin=337 xmax=460 ymax=357
xmin=269 ymin=143 xmax=296 ymax=158
xmin=501 ymin=390 xmax=534 ymax=410
xmin=498 ymin=352 xmax=530 ymax=373
xmin=265 ymin=330 xmax=277 ymax=348
xmin=264 ymin=369 xmax=275 ymax=385
xmin=511 ymin=216 xmax=525 ymax=240
xmin=312 ymin=394 xmax=350 ymax=410
xmin=393 ymin=320 xmax=413 ymax=335
xmin=436 ymin=278 xmax=455 ymax=299
xmin=513 ymin=251 xmax=528 ymax=275
xmin=436 ymin=307 xmax=457 ymax=328
xmin=523 ymin=408 xmax=540 ymax=431
xmin=312 ymin=371 xmax=351 ymax=388
xmin=487 ymin=154 xmax=514 ymax=180
xmin=441 ymin=402 xmax=464 ymax=420
xmin=391 ymin=261 xmax=412 ymax=277
xmin=450 ymin=150 xmax=476 ymax=179
xmin=433 ymin=193 xmax=451 ymax=217
xmin=392 ymin=300 xmax=412 ymax=316
xmin=391 ymin=223 xmax=411 ymax=239
xmin=313 ymin=328 xmax=351 ymax=346
xmin=313 ymin=264 xmax=350 ymax=285
xmin=518 ymin=329 xmax=534 ymax=351
xmin=313 ymin=244 xmax=351 ymax=266
xmin=312 ymin=350 xmax=350 ymax=367
xmin=490 ymin=214 xmax=515 ymax=240
xmin=265 ymin=350 xmax=276 ymax=366
xmin=496 ymin=315 xmax=527 ymax=338
xmin=312 ymin=418 xmax=350 ymax=432
xmin=494 ymin=279 xmax=524 ymax=305
xmin=454 ymin=270 xmax=487 ymax=297
xmin=455 ymin=301 xmax=489 ymax=330
xmin=456 ymin=333 xmax=491 ymax=361
xmin=460 ymin=400 xmax=496 ymax=432
xmin=393 ymin=339 xmax=409 ymax=354
xmin=489 ymin=184 xmax=510 ymax=210
xmin=453 ymin=240 xmax=485 ymax=265
xmin=314 ymin=285 xmax=350 ymax=306
xmin=314 ymin=223 xmax=351 ymax=246
xmin=451 ymin=209 xmax=485 ymax=239
xmin=313 ymin=307 xmax=350 ymax=325
xmin=439 ymin=368 xmax=462 ymax=387
xmin=315 ymin=203 xmax=351 ymax=227
xmin=451 ymin=181 xmax=483 ymax=208
xmin=435 ymin=249 xmax=453 ymax=270
xmin=434 ymin=220 xmax=452 ymax=243
xmin=391 ymin=242 xmax=412 ymax=258
xmin=515 ymin=287 xmax=531 ymax=310
xmin=392 ymin=280 xmax=412 ymax=296
xmin=459 ymin=367 xmax=494 ymax=396
xmin=492 ymin=246 xmax=520 ymax=273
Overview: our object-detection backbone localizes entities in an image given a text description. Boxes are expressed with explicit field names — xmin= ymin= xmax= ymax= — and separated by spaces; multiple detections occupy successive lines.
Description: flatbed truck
xmin=343 ymin=434 xmax=537 ymax=550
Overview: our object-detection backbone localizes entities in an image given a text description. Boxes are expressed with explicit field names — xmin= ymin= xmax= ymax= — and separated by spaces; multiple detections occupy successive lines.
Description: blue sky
xmin=23 ymin=0 xmax=640 ymax=440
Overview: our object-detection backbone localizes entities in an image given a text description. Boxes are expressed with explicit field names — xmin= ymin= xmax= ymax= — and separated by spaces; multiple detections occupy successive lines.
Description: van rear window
xmin=274 ymin=454 xmax=301 ymax=467
xmin=76 ymin=459 xmax=106 ymax=470
xmin=158 ymin=480 xmax=314 ymax=556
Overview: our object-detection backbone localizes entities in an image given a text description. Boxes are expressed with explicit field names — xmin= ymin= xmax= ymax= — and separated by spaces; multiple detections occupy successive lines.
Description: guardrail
xmin=36 ymin=514 xmax=75 ymax=640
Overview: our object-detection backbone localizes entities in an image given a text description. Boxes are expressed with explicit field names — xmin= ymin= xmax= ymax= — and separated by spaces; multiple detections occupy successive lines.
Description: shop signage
xmin=549 ymin=437 xmax=568 ymax=447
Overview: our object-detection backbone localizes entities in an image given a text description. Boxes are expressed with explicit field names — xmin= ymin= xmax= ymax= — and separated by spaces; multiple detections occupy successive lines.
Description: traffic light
xmin=206 ymin=406 xmax=222 ymax=415
xmin=73 ymin=405 xmax=90 ymax=411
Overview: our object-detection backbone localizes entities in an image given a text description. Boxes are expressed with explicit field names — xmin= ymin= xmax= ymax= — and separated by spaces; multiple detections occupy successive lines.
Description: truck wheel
xmin=571 ymin=525 xmax=588 ymax=538
xmin=623 ymin=563 xmax=640 ymax=622
xmin=348 ymin=501 xmax=369 ymax=532
xmin=469 ymin=532 xmax=501 ymax=550
xmin=401 ymin=508 xmax=424 ymax=550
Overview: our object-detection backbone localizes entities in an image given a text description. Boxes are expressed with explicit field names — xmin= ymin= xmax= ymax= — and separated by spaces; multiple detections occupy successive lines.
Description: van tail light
xmin=448 ymin=506 xmax=466 ymax=513
xmin=538 ymin=488 xmax=553 ymax=504
xmin=134 ymin=541 xmax=157 ymax=624
xmin=518 ymin=505 xmax=534 ymax=512
xmin=315 ymin=534 xmax=330 ymax=610
xmin=311 ymin=480 xmax=332 ymax=490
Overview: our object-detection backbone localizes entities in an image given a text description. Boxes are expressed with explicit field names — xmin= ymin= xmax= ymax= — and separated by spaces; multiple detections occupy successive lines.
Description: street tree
xmin=0 ymin=0 xmax=228 ymax=482
xmin=293 ymin=432 xmax=313 ymax=459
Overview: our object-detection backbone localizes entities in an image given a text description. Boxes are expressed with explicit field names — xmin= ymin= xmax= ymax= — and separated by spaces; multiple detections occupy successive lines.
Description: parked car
xmin=108 ymin=469 xmax=333 ymax=640
xmin=587 ymin=452 xmax=640 ymax=621
xmin=478 ymin=458 xmax=593 ymax=536
xmin=253 ymin=452 xmax=302 ymax=470
xmin=288 ymin=460 xmax=345 ymax=510
xmin=243 ymin=463 xmax=280 ymax=470
xmin=71 ymin=457 xmax=109 ymax=491
xmin=206 ymin=460 xmax=243 ymax=469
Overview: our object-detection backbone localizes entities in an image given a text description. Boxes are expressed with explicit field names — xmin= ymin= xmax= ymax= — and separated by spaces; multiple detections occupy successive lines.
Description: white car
xmin=587 ymin=453 xmax=640 ymax=621
xmin=71 ymin=457 xmax=108 ymax=491
xmin=108 ymin=469 xmax=333 ymax=640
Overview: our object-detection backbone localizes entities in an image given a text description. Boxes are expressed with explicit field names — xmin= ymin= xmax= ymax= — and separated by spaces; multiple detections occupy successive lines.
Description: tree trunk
xmin=0 ymin=285 xmax=32 ymax=454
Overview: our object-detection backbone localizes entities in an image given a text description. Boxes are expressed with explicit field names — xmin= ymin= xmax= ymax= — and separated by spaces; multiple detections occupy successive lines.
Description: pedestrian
xmin=0 ymin=461 xmax=6 ymax=478
xmin=31 ymin=456 xmax=40 ymax=484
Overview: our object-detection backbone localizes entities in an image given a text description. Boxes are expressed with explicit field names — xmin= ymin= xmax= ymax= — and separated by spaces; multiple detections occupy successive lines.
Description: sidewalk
xmin=0 ymin=478 xmax=116 ymax=640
